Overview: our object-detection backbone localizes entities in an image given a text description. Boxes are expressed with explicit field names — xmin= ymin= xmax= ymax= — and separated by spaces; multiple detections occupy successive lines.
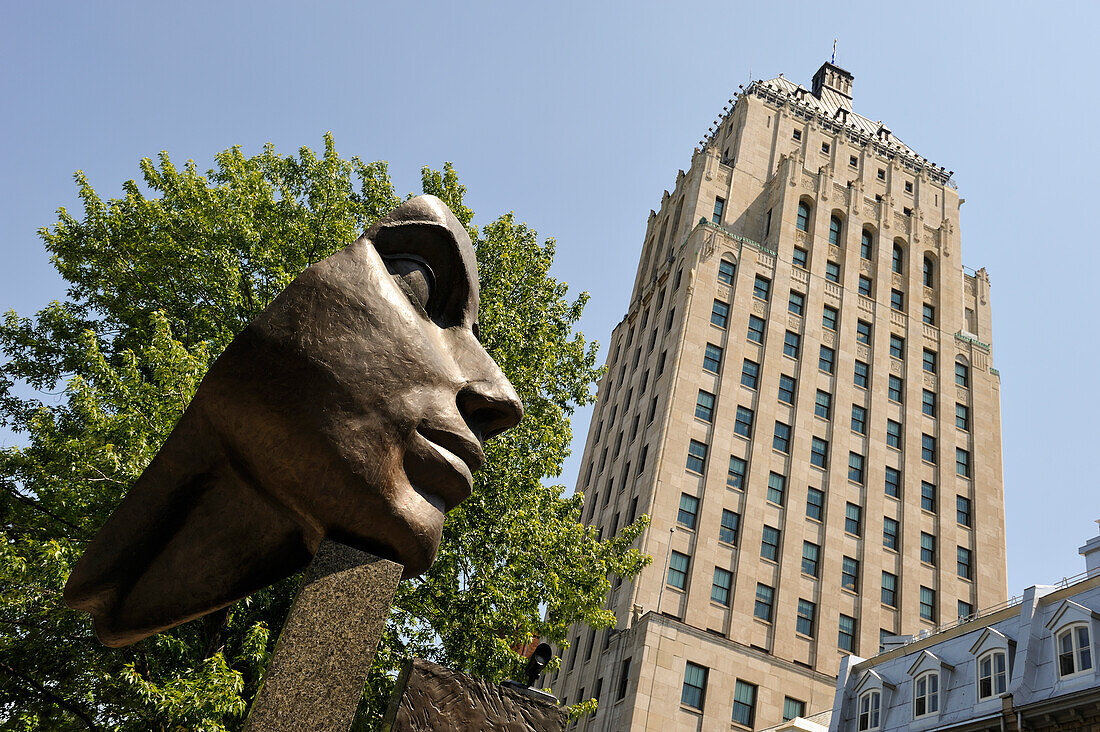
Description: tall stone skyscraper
xmin=552 ymin=62 xmax=1006 ymax=730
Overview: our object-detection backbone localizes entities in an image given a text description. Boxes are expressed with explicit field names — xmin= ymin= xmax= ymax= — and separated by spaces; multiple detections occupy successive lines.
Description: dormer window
xmin=977 ymin=650 xmax=1007 ymax=700
xmin=1057 ymin=625 xmax=1093 ymax=678
xmin=857 ymin=689 xmax=881 ymax=730
xmin=913 ymin=671 xmax=939 ymax=718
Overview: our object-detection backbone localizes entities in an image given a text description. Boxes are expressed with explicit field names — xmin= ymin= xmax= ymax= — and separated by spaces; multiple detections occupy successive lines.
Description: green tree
xmin=0 ymin=135 xmax=649 ymax=730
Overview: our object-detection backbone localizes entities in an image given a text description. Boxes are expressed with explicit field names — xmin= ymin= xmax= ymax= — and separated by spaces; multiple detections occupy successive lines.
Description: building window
xmin=764 ymin=209 xmax=773 ymax=238
xmin=905 ymin=180 xmax=913 ymax=194
xmin=718 ymin=257 xmax=735 ymax=284
xmin=753 ymin=275 xmax=771 ymax=301
xmin=848 ymin=454 xmax=865 ymax=487
xmin=747 ymin=315 xmax=766 ymax=344
xmin=822 ymin=141 xmax=831 ymax=155
xmin=711 ymin=299 xmax=730 ymax=328
xmin=711 ymin=567 xmax=732 ymax=606
xmin=712 ymin=197 xmax=726 ymax=225
xmin=914 ymin=671 xmax=940 ymax=717
xmin=767 ymin=472 xmax=787 ymax=505
xmin=978 ymin=650 xmax=1007 ymax=700
xmin=810 ymin=436 xmax=829 ymax=469
xmin=890 ymin=288 xmax=904 ymax=311
xmin=858 ymin=689 xmax=881 ymax=731
xmin=754 ymin=584 xmax=775 ymax=622
xmin=829 ymin=215 xmax=842 ymax=245
xmin=793 ymin=246 xmax=808 ymax=268
xmin=796 ymin=599 xmax=816 ymax=637
xmin=956 ymin=403 xmax=970 ymax=431
xmin=955 ymin=360 xmax=970 ymax=387
xmin=851 ymin=404 xmax=867 ymax=434
xmin=850 ymin=155 xmax=859 ymax=168
xmin=796 ymin=201 xmax=811 ymax=232
xmin=783 ymin=331 xmax=801 ymax=359
xmin=888 ymin=375 xmax=903 ymax=402
xmin=727 ymin=456 xmax=746 ymax=489
xmin=923 ymin=389 xmax=937 ymax=417
xmin=854 ymin=361 xmax=870 ymax=388
xmin=761 ymin=525 xmax=781 ymax=561
xmin=887 ymin=419 xmax=902 ymax=448
xmin=778 ymin=374 xmax=797 ymax=404
xmin=861 ymin=229 xmax=874 ymax=259
xmin=1057 ymin=625 xmax=1093 ymax=678
xmin=922 ymin=433 xmax=936 ymax=463
xmin=892 ymin=243 xmax=904 ymax=274
xmin=890 ymin=333 xmax=905 ymax=359
xmin=877 ymin=168 xmax=886 ymax=181
xmin=921 ymin=481 xmax=936 ymax=512
xmin=923 ymin=303 xmax=936 ymax=325
xmin=788 ymin=290 xmax=805 ymax=315
xmin=820 ymin=345 xmax=836 ymax=374
xmin=823 ymin=304 xmax=839 ymax=330
xmin=959 ymin=600 xmax=974 ymax=620
xmin=921 ymin=533 xmax=936 ymax=565
xmin=924 ymin=256 xmax=935 ymax=288
xmin=703 ymin=343 xmax=723 ymax=373
xmin=657 ymin=350 xmax=667 ymax=376
xmin=858 ymin=275 xmax=873 ymax=297
xmin=734 ymin=406 xmax=754 ymax=438
xmin=667 ymin=551 xmax=690 ymax=589
xmin=957 ymin=448 xmax=971 ymax=477
xmin=695 ymin=390 xmax=715 ymax=422
xmin=856 ymin=319 xmax=872 ymax=345
xmin=732 ymin=680 xmax=757 ymax=727
xmin=826 ymin=260 xmax=841 ymax=283
xmin=885 ymin=466 xmax=901 ymax=498
xmin=883 ymin=517 xmax=899 ymax=550
xmin=677 ymin=493 xmax=699 ymax=529
xmin=815 ymin=390 xmax=832 ymax=419
xmin=686 ymin=440 xmax=707 ymax=473
xmin=783 ymin=697 xmax=806 ymax=722
xmin=666 ymin=307 xmax=676 ymax=332
xmin=957 ymin=546 xmax=973 ymax=580
xmin=842 ymin=556 xmax=860 ymax=591
xmin=806 ymin=487 xmax=825 ymax=521
xmin=923 ymin=349 xmax=937 ymax=374
xmin=720 ymin=509 xmax=740 ymax=544
xmin=845 ymin=502 xmax=863 ymax=535
xmin=882 ymin=571 xmax=898 ymax=607
xmin=802 ymin=542 xmax=821 ymax=577
xmin=957 ymin=496 xmax=972 ymax=527
xmin=839 ymin=614 xmax=857 ymax=652
xmin=617 ymin=657 xmax=632 ymax=700
xmin=681 ymin=662 xmax=708 ymax=710
xmin=792 ymin=128 xmax=802 ymax=141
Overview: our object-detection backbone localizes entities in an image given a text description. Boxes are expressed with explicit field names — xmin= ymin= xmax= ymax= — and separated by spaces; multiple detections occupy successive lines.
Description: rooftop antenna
xmin=832 ymin=39 xmax=837 ymax=65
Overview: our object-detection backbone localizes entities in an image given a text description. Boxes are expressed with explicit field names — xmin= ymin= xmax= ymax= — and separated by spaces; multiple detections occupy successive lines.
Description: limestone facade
xmin=551 ymin=62 xmax=1007 ymax=731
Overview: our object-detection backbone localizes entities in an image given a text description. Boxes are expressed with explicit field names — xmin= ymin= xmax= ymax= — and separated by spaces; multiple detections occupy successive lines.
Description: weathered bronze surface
xmin=381 ymin=659 xmax=566 ymax=732
xmin=64 ymin=195 xmax=523 ymax=647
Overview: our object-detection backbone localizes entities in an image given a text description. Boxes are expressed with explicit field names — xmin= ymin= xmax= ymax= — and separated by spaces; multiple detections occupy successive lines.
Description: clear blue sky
xmin=2 ymin=1 xmax=1095 ymax=600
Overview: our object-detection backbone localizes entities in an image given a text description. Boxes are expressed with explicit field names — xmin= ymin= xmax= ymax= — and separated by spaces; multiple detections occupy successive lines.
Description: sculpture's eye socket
xmin=384 ymin=256 xmax=436 ymax=314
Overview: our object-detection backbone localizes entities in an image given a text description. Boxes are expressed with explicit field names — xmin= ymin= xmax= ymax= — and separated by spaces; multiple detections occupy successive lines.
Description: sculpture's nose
xmin=457 ymin=364 xmax=524 ymax=442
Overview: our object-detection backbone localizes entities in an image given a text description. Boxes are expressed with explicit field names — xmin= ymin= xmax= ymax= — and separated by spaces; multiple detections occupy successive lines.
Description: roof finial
xmin=832 ymin=39 xmax=837 ymax=65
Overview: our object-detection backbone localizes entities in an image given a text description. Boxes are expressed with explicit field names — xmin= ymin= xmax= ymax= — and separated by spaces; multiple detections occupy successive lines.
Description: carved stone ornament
xmin=64 ymin=196 xmax=524 ymax=647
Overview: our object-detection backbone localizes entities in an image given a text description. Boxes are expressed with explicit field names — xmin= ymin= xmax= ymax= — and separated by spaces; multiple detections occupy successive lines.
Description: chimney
xmin=1078 ymin=520 xmax=1100 ymax=576
xmin=811 ymin=62 xmax=854 ymax=110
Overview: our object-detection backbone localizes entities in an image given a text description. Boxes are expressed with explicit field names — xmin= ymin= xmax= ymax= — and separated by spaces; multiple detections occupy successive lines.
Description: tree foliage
xmin=0 ymin=135 xmax=649 ymax=730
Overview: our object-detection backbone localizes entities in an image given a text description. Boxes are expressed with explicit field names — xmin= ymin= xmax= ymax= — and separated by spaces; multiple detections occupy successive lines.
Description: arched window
xmin=796 ymin=201 xmax=811 ymax=232
xmin=892 ymin=243 xmax=905 ymax=274
xmin=858 ymin=689 xmax=881 ymax=730
xmin=977 ymin=650 xmax=1008 ymax=699
xmin=924 ymin=256 xmax=935 ymax=288
xmin=1057 ymin=624 xmax=1093 ymax=678
xmin=861 ymin=229 xmax=874 ymax=260
xmin=718 ymin=258 xmax=736 ymax=285
xmin=829 ymin=215 xmax=843 ymax=245
xmin=913 ymin=671 xmax=939 ymax=718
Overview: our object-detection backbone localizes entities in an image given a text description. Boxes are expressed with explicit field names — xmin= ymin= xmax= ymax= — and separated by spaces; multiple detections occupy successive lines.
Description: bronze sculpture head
xmin=64 ymin=195 xmax=524 ymax=647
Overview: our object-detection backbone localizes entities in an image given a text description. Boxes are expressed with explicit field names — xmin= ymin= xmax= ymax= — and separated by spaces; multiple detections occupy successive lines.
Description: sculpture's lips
xmin=413 ymin=426 xmax=484 ymax=510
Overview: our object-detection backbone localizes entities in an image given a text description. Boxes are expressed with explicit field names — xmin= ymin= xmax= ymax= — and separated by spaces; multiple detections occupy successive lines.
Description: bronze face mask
xmin=64 ymin=195 xmax=524 ymax=647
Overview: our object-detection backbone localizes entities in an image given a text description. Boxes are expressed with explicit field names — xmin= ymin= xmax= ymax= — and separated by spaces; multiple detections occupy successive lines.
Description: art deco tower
xmin=552 ymin=62 xmax=1006 ymax=730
